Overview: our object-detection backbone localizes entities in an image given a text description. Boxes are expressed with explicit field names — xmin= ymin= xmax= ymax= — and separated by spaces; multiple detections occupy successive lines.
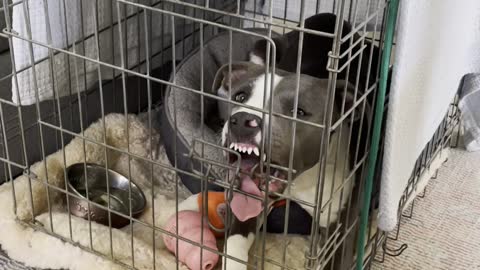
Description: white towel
xmin=379 ymin=0 xmax=480 ymax=231
xmin=10 ymin=0 xmax=166 ymax=106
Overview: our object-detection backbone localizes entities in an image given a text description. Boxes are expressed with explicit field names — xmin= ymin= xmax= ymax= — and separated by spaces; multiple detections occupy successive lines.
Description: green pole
xmin=355 ymin=0 xmax=400 ymax=269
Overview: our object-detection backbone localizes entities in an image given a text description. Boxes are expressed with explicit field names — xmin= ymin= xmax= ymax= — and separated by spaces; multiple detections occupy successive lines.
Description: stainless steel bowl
xmin=66 ymin=163 xmax=146 ymax=228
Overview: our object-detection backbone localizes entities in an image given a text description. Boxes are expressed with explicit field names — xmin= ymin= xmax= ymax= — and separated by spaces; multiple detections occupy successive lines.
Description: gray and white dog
xmin=213 ymin=61 xmax=358 ymax=269
xmin=211 ymin=12 xmax=378 ymax=270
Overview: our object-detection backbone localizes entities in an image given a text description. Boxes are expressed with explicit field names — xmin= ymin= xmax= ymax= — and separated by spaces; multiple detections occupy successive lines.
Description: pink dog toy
xmin=163 ymin=210 xmax=219 ymax=270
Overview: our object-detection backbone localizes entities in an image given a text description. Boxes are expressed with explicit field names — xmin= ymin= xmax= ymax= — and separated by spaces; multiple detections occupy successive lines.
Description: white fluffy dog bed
xmin=0 ymin=112 xmax=311 ymax=270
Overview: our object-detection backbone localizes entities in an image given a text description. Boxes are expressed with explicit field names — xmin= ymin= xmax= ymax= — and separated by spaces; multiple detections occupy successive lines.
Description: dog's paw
xmin=222 ymin=234 xmax=255 ymax=270
xmin=222 ymin=256 xmax=248 ymax=270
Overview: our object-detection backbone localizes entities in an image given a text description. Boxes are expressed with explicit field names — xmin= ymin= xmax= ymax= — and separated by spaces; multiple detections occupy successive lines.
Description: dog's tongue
xmin=230 ymin=175 xmax=263 ymax=222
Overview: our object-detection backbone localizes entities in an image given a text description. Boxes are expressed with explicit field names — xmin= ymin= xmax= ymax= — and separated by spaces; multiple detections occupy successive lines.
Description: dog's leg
xmin=222 ymin=216 xmax=257 ymax=270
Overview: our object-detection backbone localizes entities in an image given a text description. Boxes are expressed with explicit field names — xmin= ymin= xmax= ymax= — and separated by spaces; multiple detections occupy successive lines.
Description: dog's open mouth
xmin=226 ymin=142 xmax=287 ymax=222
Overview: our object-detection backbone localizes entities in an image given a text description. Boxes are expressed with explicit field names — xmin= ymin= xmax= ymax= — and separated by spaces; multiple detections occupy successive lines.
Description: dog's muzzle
xmin=229 ymin=112 xmax=262 ymax=140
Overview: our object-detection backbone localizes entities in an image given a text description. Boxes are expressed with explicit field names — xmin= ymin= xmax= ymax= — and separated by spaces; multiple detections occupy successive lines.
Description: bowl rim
xmin=66 ymin=162 xmax=147 ymax=216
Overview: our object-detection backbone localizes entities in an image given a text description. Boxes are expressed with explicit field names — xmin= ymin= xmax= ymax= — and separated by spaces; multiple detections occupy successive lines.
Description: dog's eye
xmin=291 ymin=108 xmax=307 ymax=117
xmin=234 ymin=92 xmax=247 ymax=103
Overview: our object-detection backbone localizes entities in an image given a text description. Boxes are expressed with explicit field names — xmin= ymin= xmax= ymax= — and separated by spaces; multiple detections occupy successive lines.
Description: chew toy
xmin=163 ymin=210 xmax=219 ymax=270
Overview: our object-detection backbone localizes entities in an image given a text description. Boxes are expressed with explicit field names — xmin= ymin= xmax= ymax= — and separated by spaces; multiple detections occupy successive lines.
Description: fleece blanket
xmin=379 ymin=0 xmax=480 ymax=231
xmin=0 ymin=112 xmax=312 ymax=270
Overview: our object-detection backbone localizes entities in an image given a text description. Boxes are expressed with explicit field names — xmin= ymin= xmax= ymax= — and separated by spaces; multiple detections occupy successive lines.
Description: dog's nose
xmin=229 ymin=112 xmax=262 ymax=138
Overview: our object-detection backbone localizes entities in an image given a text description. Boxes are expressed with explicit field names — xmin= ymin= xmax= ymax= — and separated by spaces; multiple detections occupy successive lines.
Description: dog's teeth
xmin=229 ymin=143 xmax=234 ymax=149
xmin=234 ymin=144 xmax=238 ymax=151
xmin=253 ymin=147 xmax=260 ymax=156
xmin=242 ymin=146 xmax=247 ymax=153
xmin=247 ymin=147 xmax=253 ymax=155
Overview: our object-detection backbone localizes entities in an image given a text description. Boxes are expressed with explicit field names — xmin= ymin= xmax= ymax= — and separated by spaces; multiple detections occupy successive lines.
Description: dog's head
xmin=213 ymin=62 xmax=356 ymax=221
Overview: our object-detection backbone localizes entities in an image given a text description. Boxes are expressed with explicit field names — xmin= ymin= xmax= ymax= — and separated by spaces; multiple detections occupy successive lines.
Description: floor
xmin=372 ymin=147 xmax=480 ymax=270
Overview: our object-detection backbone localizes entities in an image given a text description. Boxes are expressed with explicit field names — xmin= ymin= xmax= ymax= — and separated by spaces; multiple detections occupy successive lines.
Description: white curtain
xmin=379 ymin=0 xmax=480 ymax=231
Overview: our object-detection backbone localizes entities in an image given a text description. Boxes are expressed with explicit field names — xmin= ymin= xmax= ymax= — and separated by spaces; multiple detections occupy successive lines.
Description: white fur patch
xmin=249 ymin=53 xmax=265 ymax=65
xmin=254 ymin=132 xmax=262 ymax=145
xmin=221 ymin=73 xmax=282 ymax=146
xmin=290 ymin=124 xmax=354 ymax=228
xmin=232 ymin=73 xmax=283 ymax=119
xmin=221 ymin=121 xmax=229 ymax=147
xmin=178 ymin=194 xmax=200 ymax=212
xmin=222 ymin=233 xmax=255 ymax=270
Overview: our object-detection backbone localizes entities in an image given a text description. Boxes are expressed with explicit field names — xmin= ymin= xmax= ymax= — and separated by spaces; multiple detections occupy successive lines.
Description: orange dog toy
xmin=193 ymin=191 xmax=287 ymax=239
xmin=197 ymin=192 xmax=226 ymax=238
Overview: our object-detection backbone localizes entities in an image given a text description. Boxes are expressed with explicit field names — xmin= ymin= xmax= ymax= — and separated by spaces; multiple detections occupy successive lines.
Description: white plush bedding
xmin=0 ymin=111 xmax=311 ymax=270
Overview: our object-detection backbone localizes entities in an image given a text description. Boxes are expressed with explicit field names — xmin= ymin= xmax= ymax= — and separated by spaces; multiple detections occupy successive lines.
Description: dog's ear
xmin=212 ymin=62 xmax=251 ymax=97
xmin=250 ymin=36 xmax=288 ymax=65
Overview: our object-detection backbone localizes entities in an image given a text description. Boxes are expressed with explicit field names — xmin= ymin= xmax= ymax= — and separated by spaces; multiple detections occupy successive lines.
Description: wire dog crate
xmin=0 ymin=0 xmax=408 ymax=269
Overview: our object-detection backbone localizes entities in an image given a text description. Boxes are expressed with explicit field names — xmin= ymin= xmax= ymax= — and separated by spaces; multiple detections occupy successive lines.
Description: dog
xmin=213 ymin=62 xmax=360 ymax=269
xmin=212 ymin=13 xmax=379 ymax=270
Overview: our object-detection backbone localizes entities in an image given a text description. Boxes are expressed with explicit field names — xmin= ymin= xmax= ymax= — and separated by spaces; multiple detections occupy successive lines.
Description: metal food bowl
xmin=66 ymin=163 xmax=146 ymax=228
